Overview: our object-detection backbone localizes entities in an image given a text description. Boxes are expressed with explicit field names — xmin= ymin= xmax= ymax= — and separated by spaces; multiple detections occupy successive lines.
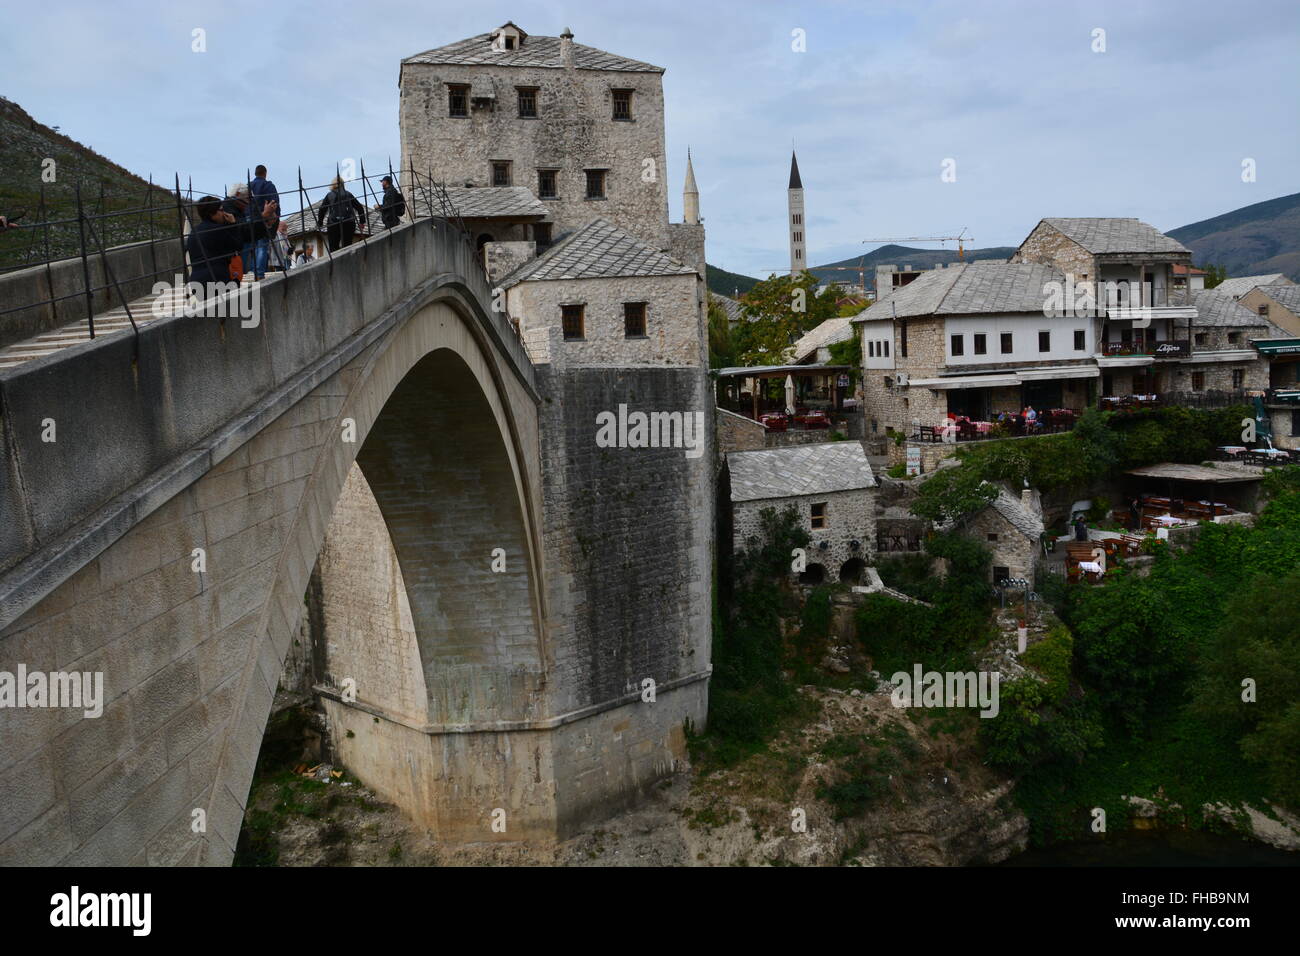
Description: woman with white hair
xmin=314 ymin=176 xmax=365 ymax=252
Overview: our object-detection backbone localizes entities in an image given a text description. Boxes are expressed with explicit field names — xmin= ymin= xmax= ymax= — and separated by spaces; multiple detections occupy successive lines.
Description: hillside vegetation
xmin=0 ymin=96 xmax=179 ymax=270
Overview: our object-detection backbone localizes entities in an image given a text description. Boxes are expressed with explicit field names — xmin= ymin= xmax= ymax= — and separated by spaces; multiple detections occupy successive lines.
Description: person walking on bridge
xmin=378 ymin=176 xmax=406 ymax=229
xmin=249 ymin=165 xmax=280 ymax=279
xmin=316 ymin=176 xmax=365 ymax=251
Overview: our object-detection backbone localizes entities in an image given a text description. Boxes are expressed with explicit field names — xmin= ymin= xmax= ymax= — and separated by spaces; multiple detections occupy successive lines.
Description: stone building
xmin=850 ymin=217 xmax=1283 ymax=442
xmin=307 ymin=21 xmax=714 ymax=839
xmin=399 ymin=22 xmax=672 ymax=252
xmin=965 ymin=486 xmax=1045 ymax=585
xmin=1242 ymin=282 xmax=1300 ymax=337
xmin=726 ymin=442 xmax=877 ymax=584
xmin=1215 ymin=273 xmax=1294 ymax=302
xmin=851 ymin=259 xmax=1102 ymax=437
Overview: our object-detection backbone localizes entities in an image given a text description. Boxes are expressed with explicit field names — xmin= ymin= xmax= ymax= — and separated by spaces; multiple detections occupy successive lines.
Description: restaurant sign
xmin=1152 ymin=340 xmax=1190 ymax=359
xmin=905 ymin=444 xmax=921 ymax=477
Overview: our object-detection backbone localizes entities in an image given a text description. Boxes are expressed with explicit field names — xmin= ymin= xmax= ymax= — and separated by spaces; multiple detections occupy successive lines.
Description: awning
xmin=1254 ymin=338 xmax=1300 ymax=355
xmin=1126 ymin=463 xmax=1263 ymax=483
xmin=1017 ymin=365 xmax=1101 ymax=381
xmin=907 ymin=374 xmax=1020 ymax=390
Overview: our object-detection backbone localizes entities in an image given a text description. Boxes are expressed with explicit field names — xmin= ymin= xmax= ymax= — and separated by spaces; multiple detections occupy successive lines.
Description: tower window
xmin=562 ymin=304 xmax=585 ymax=340
xmin=793 ymin=231 xmax=802 ymax=242
xmin=792 ymin=213 xmax=802 ymax=225
xmin=585 ymin=169 xmax=607 ymax=199
xmin=491 ymin=161 xmax=512 ymax=187
xmin=795 ymin=249 xmax=801 ymax=260
xmin=517 ymin=87 xmax=538 ymax=117
xmin=538 ymin=169 xmax=558 ymax=199
xmin=447 ymin=84 xmax=469 ymax=117
xmin=624 ymin=302 xmax=647 ymax=338
xmin=612 ymin=89 xmax=633 ymax=120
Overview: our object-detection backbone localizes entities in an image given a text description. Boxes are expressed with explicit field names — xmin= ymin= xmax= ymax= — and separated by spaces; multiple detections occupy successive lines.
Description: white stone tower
xmin=788 ymin=150 xmax=805 ymax=275
xmin=683 ymin=148 xmax=700 ymax=226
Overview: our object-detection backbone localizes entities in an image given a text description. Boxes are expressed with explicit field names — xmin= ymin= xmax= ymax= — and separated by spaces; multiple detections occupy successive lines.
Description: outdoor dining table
xmin=1078 ymin=561 xmax=1104 ymax=574
xmin=1151 ymin=514 xmax=1183 ymax=527
xmin=1218 ymin=446 xmax=1247 ymax=456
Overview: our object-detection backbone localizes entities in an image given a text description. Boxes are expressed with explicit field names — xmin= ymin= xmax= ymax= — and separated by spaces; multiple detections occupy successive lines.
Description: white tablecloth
xmin=1078 ymin=561 xmax=1103 ymax=574
xmin=1151 ymin=514 xmax=1182 ymax=527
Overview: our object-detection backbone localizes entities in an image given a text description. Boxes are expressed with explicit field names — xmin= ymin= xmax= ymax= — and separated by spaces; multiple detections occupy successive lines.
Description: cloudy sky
xmin=3 ymin=0 xmax=1297 ymax=277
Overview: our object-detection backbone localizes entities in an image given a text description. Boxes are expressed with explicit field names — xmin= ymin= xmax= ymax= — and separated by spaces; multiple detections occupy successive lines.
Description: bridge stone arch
xmin=0 ymin=222 xmax=548 ymax=865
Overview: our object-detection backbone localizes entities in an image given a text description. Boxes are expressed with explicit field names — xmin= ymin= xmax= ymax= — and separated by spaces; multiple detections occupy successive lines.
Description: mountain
xmin=0 ymin=96 xmax=176 ymax=270
xmin=1166 ymin=192 xmax=1300 ymax=282
xmin=706 ymin=263 xmax=761 ymax=298
xmin=808 ymin=244 xmax=1017 ymax=290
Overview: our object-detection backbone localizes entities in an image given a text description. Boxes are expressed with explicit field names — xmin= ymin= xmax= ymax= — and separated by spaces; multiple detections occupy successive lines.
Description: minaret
xmin=788 ymin=151 xmax=805 ymax=275
xmin=683 ymin=149 xmax=700 ymax=225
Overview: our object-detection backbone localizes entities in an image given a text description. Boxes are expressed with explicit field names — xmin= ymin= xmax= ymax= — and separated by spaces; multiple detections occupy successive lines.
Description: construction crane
xmin=756 ymin=257 xmax=872 ymax=291
xmin=861 ymin=227 xmax=974 ymax=259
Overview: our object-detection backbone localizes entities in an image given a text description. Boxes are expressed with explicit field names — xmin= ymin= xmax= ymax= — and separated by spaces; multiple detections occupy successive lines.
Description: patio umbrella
xmin=1253 ymin=395 xmax=1273 ymax=446
xmin=785 ymin=375 xmax=796 ymax=416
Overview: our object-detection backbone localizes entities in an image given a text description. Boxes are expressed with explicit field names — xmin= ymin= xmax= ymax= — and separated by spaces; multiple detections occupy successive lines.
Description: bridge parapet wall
xmin=0 ymin=219 xmax=532 ymax=627
xmin=0 ymin=237 xmax=185 ymax=350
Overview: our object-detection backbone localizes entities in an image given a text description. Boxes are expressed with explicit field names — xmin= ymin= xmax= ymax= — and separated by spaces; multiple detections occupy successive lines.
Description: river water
xmin=1000 ymin=829 xmax=1299 ymax=866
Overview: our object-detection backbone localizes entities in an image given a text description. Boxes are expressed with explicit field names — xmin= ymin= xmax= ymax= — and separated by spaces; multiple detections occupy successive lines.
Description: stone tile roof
xmin=789 ymin=317 xmax=855 ymax=362
xmin=989 ymin=488 xmax=1044 ymax=540
xmin=1255 ymin=283 xmax=1300 ymax=313
xmin=711 ymin=293 xmax=747 ymax=324
xmin=440 ymin=186 xmax=548 ymax=219
xmin=499 ymin=218 xmax=694 ymax=287
xmin=1214 ymin=274 xmax=1290 ymax=299
xmin=1039 ymin=218 xmax=1190 ymax=255
xmin=403 ymin=31 xmax=664 ymax=73
xmin=728 ymin=442 xmax=876 ymax=503
xmin=852 ymin=261 xmax=1059 ymax=320
xmin=1192 ymin=289 xmax=1284 ymax=332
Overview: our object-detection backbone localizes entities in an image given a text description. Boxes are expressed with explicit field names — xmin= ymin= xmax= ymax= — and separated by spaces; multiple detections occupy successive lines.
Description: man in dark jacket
xmin=249 ymin=165 xmax=280 ymax=278
xmin=187 ymin=196 xmax=245 ymax=287
xmin=315 ymin=177 xmax=366 ymax=251
xmin=379 ymin=176 xmax=406 ymax=229
xmin=221 ymin=184 xmax=277 ymax=278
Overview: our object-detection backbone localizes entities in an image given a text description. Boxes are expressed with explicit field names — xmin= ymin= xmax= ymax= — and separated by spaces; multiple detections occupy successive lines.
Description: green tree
xmin=737 ymin=272 xmax=843 ymax=365
xmin=910 ymin=468 xmax=998 ymax=525
xmin=1199 ymin=263 xmax=1228 ymax=290
xmin=706 ymin=292 xmax=736 ymax=369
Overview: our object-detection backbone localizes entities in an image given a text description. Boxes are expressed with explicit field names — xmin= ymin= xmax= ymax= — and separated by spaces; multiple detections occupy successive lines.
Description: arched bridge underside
xmin=0 ymin=221 xmax=573 ymax=864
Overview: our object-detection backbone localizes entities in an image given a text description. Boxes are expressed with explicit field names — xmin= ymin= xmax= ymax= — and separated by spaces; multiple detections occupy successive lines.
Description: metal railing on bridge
xmin=0 ymin=162 xmax=523 ymax=356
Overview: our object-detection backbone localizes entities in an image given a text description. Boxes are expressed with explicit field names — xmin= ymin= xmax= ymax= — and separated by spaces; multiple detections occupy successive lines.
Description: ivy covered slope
xmin=980 ymin=466 xmax=1300 ymax=845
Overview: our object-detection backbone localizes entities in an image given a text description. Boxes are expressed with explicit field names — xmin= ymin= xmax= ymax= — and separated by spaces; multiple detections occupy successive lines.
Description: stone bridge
xmin=0 ymin=216 xmax=708 ymax=865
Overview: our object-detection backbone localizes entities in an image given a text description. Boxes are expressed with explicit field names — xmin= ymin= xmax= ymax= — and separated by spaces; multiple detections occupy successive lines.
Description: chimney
xmin=1021 ymin=480 xmax=1040 ymax=516
xmin=560 ymin=27 xmax=574 ymax=69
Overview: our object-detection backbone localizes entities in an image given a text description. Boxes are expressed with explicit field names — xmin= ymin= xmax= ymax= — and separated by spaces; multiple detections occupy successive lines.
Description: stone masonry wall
xmin=733 ymin=487 xmax=876 ymax=582
xmin=509 ymin=273 xmax=700 ymax=369
xmin=399 ymin=58 xmax=670 ymax=250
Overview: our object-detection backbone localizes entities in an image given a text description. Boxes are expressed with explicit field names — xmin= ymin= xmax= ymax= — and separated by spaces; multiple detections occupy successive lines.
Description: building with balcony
xmin=851 ymin=217 xmax=1288 ymax=444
